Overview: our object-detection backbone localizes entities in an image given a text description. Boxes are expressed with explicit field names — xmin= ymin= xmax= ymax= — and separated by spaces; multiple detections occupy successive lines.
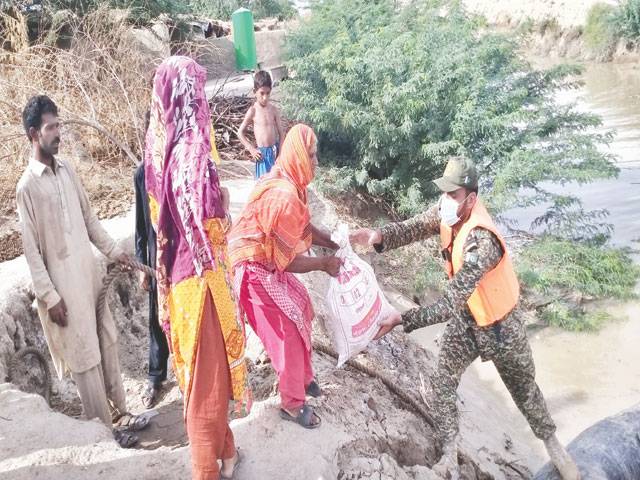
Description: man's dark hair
xmin=253 ymin=70 xmax=272 ymax=91
xmin=22 ymin=95 xmax=58 ymax=141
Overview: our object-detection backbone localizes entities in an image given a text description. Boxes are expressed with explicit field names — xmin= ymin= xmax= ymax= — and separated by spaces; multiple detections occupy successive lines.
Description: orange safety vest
xmin=440 ymin=199 xmax=519 ymax=327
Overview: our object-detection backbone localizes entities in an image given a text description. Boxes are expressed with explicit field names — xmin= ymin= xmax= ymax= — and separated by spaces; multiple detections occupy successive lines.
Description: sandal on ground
xmin=141 ymin=383 xmax=160 ymax=409
xmin=279 ymin=404 xmax=321 ymax=429
xmin=114 ymin=430 xmax=139 ymax=448
xmin=220 ymin=448 xmax=243 ymax=480
xmin=113 ymin=411 xmax=150 ymax=431
xmin=305 ymin=380 xmax=322 ymax=398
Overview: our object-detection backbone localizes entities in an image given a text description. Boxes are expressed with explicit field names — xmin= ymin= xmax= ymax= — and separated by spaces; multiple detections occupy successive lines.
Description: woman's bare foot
xmin=220 ymin=450 xmax=240 ymax=479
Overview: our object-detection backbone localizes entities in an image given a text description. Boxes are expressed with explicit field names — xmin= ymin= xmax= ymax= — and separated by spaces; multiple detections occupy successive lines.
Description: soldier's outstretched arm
xmin=373 ymin=204 xmax=441 ymax=252
xmin=401 ymin=228 xmax=504 ymax=333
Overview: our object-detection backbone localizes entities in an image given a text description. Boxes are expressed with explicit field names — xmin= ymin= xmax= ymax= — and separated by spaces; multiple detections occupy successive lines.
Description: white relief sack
xmin=326 ymin=224 xmax=396 ymax=367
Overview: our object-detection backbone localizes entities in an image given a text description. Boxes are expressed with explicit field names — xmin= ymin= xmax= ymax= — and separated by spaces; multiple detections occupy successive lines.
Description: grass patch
xmin=313 ymin=166 xmax=357 ymax=199
xmin=518 ymin=236 xmax=640 ymax=331
xmin=518 ymin=237 xmax=639 ymax=299
xmin=540 ymin=304 xmax=612 ymax=332
xmin=414 ymin=254 xmax=447 ymax=294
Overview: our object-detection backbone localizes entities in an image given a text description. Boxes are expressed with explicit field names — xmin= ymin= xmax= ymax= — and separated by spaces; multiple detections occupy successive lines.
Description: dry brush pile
xmin=0 ymin=7 xmax=154 ymax=226
xmin=210 ymin=94 xmax=254 ymax=161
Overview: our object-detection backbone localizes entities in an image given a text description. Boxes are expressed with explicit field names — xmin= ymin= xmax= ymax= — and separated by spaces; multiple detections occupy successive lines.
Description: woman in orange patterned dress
xmin=228 ymin=124 xmax=341 ymax=429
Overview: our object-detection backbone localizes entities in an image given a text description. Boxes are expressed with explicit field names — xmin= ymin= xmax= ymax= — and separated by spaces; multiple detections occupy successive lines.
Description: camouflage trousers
xmin=431 ymin=309 xmax=556 ymax=444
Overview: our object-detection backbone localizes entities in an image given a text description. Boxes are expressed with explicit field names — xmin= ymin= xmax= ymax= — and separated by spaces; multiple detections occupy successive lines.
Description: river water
xmin=522 ymin=62 xmax=640 ymax=470
xmin=505 ymin=62 xmax=640 ymax=252
xmin=414 ymin=62 xmax=640 ymax=475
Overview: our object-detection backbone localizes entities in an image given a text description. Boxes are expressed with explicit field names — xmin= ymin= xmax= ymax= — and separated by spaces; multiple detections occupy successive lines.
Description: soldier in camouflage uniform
xmin=352 ymin=157 xmax=580 ymax=480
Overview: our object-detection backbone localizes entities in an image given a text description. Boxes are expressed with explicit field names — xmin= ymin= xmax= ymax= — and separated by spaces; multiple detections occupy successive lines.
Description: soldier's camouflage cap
xmin=433 ymin=156 xmax=478 ymax=192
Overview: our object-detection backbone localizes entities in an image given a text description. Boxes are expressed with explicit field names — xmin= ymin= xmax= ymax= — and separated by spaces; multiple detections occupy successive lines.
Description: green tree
xmin=190 ymin=0 xmax=296 ymax=20
xmin=43 ymin=0 xmax=296 ymax=23
xmin=617 ymin=0 xmax=640 ymax=38
xmin=283 ymin=0 xmax=618 ymax=236
xmin=46 ymin=0 xmax=189 ymax=23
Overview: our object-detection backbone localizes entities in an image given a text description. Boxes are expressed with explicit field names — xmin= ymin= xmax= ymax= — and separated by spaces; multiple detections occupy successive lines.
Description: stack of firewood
xmin=210 ymin=96 xmax=254 ymax=161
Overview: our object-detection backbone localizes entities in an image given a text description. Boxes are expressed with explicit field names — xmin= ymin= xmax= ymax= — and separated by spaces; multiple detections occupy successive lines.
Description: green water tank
xmin=232 ymin=8 xmax=257 ymax=71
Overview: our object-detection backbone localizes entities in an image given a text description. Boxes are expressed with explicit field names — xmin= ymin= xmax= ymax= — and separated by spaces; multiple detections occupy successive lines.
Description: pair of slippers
xmin=112 ymin=411 xmax=151 ymax=448
xmin=279 ymin=380 xmax=323 ymax=429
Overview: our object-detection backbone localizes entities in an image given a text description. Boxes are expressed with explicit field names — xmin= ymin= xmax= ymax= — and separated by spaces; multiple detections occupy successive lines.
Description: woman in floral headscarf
xmin=228 ymin=124 xmax=341 ymax=429
xmin=145 ymin=56 xmax=251 ymax=479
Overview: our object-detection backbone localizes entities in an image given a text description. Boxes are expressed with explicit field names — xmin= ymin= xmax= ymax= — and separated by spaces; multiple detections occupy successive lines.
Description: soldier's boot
xmin=432 ymin=439 xmax=459 ymax=480
xmin=544 ymin=434 xmax=581 ymax=480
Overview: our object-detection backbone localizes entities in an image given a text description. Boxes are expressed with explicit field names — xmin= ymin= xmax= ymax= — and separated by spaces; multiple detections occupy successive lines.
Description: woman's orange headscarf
xmin=273 ymin=123 xmax=316 ymax=197
xmin=228 ymin=124 xmax=317 ymax=271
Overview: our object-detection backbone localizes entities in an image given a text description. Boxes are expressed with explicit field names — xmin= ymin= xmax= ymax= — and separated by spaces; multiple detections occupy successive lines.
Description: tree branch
xmin=64 ymin=118 xmax=139 ymax=166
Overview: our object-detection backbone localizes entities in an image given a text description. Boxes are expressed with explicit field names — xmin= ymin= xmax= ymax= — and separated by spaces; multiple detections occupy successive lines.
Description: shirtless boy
xmin=238 ymin=70 xmax=285 ymax=179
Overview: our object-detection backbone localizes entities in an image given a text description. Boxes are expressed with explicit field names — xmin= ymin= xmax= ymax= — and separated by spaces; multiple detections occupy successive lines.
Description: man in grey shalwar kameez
xmin=16 ymin=95 xmax=147 ymax=448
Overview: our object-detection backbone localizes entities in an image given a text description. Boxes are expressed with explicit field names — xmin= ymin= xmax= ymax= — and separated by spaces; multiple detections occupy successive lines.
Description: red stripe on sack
xmin=351 ymin=293 xmax=381 ymax=337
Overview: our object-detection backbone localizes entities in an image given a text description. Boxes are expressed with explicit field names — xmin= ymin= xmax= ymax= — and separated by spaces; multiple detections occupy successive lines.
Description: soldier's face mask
xmin=439 ymin=193 xmax=470 ymax=227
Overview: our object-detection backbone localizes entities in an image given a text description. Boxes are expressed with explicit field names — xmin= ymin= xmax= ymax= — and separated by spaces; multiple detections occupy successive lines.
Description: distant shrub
xmin=584 ymin=3 xmax=620 ymax=57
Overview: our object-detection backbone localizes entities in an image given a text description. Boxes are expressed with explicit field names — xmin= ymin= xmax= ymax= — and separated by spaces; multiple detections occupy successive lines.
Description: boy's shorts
xmin=255 ymin=143 xmax=278 ymax=179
